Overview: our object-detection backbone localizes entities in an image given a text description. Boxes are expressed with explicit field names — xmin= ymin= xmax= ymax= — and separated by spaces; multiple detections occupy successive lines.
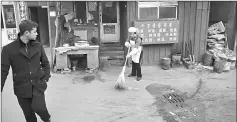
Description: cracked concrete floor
xmin=1 ymin=65 xmax=236 ymax=122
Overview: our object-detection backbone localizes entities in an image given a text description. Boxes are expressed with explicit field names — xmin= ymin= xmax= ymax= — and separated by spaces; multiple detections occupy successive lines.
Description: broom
xmin=115 ymin=47 xmax=131 ymax=89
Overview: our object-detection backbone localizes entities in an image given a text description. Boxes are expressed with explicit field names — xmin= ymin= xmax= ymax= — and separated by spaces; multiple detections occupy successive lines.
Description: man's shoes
xmin=136 ymin=77 xmax=142 ymax=81
xmin=45 ymin=119 xmax=51 ymax=122
xmin=45 ymin=116 xmax=51 ymax=122
xmin=128 ymin=74 xmax=136 ymax=77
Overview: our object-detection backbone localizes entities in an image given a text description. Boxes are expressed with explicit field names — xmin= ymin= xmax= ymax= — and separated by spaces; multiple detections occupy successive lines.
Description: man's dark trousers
xmin=131 ymin=51 xmax=143 ymax=77
xmin=17 ymin=87 xmax=50 ymax=122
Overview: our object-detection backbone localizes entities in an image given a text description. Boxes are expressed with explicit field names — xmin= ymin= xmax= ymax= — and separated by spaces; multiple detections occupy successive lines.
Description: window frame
xmin=74 ymin=1 xmax=99 ymax=24
xmin=137 ymin=1 xmax=178 ymax=21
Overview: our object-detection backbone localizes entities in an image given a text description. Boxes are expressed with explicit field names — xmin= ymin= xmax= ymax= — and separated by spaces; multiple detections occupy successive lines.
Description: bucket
xmin=171 ymin=53 xmax=182 ymax=64
xmin=213 ymin=58 xmax=226 ymax=73
xmin=161 ymin=58 xmax=171 ymax=70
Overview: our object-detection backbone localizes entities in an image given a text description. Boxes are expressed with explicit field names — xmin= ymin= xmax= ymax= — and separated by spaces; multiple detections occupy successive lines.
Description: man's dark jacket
xmin=1 ymin=34 xmax=51 ymax=98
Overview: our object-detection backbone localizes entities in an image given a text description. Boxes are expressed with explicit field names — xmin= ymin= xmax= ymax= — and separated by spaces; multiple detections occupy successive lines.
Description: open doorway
xmin=209 ymin=1 xmax=236 ymax=50
xmin=28 ymin=7 xmax=49 ymax=46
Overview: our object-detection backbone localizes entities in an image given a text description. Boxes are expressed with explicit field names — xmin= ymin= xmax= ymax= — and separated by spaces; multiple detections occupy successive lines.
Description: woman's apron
xmin=129 ymin=40 xmax=142 ymax=63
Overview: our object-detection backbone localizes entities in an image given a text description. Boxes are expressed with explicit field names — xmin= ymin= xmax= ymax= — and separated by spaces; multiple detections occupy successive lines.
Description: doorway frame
xmin=99 ymin=1 xmax=120 ymax=43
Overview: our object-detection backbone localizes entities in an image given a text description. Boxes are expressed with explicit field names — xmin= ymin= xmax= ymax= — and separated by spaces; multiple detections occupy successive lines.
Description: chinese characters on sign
xmin=134 ymin=20 xmax=179 ymax=44
xmin=19 ymin=1 xmax=28 ymax=21
xmin=7 ymin=28 xmax=18 ymax=42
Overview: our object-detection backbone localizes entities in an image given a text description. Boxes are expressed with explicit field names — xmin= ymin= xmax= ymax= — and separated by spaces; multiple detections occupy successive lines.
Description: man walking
xmin=1 ymin=20 xmax=51 ymax=122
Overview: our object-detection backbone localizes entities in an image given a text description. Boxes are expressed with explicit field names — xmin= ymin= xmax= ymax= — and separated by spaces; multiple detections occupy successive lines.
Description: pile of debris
xmin=204 ymin=21 xmax=236 ymax=73
xmin=206 ymin=21 xmax=227 ymax=50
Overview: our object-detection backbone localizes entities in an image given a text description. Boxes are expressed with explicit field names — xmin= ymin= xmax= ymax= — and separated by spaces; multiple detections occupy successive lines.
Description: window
xmin=75 ymin=1 xmax=99 ymax=24
xmin=138 ymin=1 xmax=178 ymax=20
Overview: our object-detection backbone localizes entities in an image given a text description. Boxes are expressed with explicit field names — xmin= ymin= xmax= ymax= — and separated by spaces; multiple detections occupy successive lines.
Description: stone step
xmin=100 ymin=51 xmax=124 ymax=55
xmin=99 ymin=55 xmax=124 ymax=60
xmin=100 ymin=46 xmax=124 ymax=51
xmin=99 ymin=52 xmax=124 ymax=60
xmin=100 ymin=43 xmax=122 ymax=47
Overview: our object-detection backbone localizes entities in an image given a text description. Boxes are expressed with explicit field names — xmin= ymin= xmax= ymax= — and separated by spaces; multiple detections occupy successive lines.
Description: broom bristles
xmin=115 ymin=56 xmax=128 ymax=90
xmin=115 ymin=73 xmax=126 ymax=89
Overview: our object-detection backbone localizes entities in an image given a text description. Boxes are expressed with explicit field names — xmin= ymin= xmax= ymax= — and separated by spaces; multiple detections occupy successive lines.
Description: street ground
xmin=1 ymin=65 xmax=236 ymax=122
xmin=1 ymin=48 xmax=236 ymax=122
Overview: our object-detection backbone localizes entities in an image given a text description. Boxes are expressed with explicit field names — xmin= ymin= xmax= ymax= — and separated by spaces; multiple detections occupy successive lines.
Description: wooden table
xmin=54 ymin=46 xmax=99 ymax=70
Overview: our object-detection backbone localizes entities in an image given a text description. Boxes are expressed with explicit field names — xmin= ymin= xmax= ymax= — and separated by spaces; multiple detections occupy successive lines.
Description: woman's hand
xmin=125 ymin=42 xmax=131 ymax=48
xmin=126 ymin=53 xmax=131 ymax=58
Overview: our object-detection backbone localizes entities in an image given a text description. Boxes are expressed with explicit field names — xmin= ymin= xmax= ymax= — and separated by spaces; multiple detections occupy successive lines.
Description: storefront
xmin=51 ymin=1 xmax=180 ymax=66
xmin=51 ymin=1 xmax=214 ymax=67
xmin=15 ymin=1 xmax=233 ymax=69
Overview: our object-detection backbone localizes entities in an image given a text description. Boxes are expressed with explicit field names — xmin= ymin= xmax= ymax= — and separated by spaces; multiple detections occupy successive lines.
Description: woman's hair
xmin=19 ymin=20 xmax=38 ymax=36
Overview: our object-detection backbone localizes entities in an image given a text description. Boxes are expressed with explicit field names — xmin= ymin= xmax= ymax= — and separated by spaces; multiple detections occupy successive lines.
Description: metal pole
xmin=47 ymin=1 xmax=53 ymax=70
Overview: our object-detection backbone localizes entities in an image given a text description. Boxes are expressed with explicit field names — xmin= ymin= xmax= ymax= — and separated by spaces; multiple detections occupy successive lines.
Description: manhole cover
xmin=163 ymin=93 xmax=185 ymax=108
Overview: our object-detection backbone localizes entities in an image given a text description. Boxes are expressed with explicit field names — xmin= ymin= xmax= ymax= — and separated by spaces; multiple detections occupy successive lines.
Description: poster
xmin=104 ymin=25 xmax=115 ymax=34
xmin=3 ymin=5 xmax=16 ymax=28
xmin=7 ymin=28 xmax=18 ymax=42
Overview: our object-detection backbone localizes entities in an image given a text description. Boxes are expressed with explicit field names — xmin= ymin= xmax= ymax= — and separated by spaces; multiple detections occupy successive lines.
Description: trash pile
xmin=206 ymin=21 xmax=226 ymax=50
xmin=204 ymin=21 xmax=236 ymax=73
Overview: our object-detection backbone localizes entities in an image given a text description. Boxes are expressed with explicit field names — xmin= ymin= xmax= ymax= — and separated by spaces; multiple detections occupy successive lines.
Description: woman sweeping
xmin=125 ymin=27 xmax=143 ymax=81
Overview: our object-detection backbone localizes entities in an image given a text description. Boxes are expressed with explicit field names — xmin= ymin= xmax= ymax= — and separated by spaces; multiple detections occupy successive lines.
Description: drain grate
xmin=163 ymin=93 xmax=185 ymax=108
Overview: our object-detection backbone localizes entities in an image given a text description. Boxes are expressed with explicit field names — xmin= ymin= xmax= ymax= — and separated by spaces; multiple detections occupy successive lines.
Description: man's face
xmin=26 ymin=27 xmax=38 ymax=40
xmin=129 ymin=32 xmax=137 ymax=39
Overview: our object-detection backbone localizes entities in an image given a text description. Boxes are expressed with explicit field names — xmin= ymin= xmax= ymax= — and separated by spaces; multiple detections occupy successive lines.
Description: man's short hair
xmin=19 ymin=20 xmax=38 ymax=36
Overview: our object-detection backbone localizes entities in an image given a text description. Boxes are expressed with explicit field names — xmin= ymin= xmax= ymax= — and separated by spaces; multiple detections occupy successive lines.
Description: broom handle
xmin=124 ymin=47 xmax=131 ymax=66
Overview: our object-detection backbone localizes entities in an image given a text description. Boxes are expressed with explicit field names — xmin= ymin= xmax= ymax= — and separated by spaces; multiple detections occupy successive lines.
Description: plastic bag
xmin=213 ymin=58 xmax=226 ymax=73
xmin=203 ymin=51 xmax=214 ymax=66
xmin=223 ymin=62 xmax=231 ymax=71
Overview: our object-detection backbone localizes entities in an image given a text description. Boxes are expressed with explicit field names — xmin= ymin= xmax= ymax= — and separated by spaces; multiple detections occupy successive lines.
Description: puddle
xmin=71 ymin=72 xmax=107 ymax=84
xmin=83 ymin=75 xmax=95 ymax=83
xmin=146 ymin=83 xmax=206 ymax=122
xmin=72 ymin=75 xmax=95 ymax=84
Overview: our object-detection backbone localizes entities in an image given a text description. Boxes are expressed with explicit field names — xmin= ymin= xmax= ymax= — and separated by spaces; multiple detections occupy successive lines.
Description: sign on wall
xmin=104 ymin=25 xmax=115 ymax=34
xmin=19 ymin=1 xmax=28 ymax=21
xmin=134 ymin=20 xmax=179 ymax=44
xmin=3 ymin=5 xmax=16 ymax=28
xmin=7 ymin=28 xmax=18 ymax=42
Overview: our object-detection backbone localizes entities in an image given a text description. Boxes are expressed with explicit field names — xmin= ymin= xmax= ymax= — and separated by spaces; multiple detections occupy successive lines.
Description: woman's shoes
xmin=128 ymin=74 xmax=142 ymax=81
xmin=136 ymin=77 xmax=142 ymax=81
xmin=128 ymin=74 xmax=136 ymax=77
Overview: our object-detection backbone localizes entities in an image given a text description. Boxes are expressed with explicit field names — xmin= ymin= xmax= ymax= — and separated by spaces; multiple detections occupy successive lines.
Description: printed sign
xmin=104 ymin=25 xmax=115 ymax=34
xmin=7 ymin=28 xmax=18 ymax=42
xmin=134 ymin=20 xmax=179 ymax=44
xmin=3 ymin=5 xmax=16 ymax=28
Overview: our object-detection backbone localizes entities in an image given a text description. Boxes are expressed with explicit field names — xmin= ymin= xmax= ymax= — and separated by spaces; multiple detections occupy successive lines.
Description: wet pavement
xmin=1 ymin=60 xmax=236 ymax=122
